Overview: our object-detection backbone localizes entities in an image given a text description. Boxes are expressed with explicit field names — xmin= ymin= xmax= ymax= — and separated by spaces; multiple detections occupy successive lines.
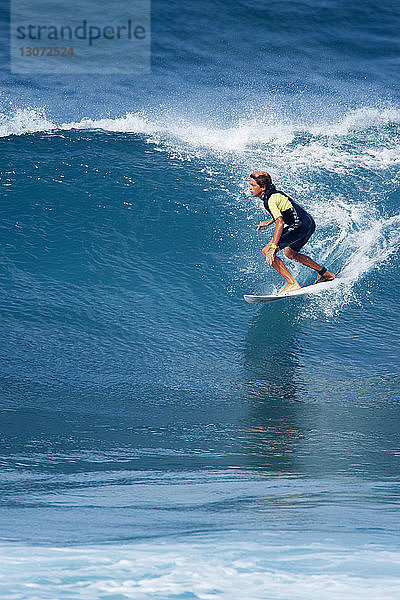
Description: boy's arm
xmin=270 ymin=216 xmax=284 ymax=247
xmin=256 ymin=218 xmax=274 ymax=231
xmin=265 ymin=217 xmax=285 ymax=265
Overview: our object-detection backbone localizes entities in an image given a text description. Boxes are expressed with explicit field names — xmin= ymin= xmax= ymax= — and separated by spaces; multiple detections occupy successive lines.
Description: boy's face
xmin=249 ymin=178 xmax=264 ymax=198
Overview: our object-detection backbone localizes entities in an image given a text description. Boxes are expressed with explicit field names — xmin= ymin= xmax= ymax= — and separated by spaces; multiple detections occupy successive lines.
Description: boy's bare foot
xmin=278 ymin=282 xmax=301 ymax=295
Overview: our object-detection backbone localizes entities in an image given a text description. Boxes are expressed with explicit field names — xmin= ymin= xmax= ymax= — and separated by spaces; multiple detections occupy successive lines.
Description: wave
xmin=1 ymin=104 xmax=399 ymax=141
xmin=1 ymin=105 xmax=400 ymax=171
xmin=2 ymin=104 xmax=399 ymax=317
xmin=2 ymin=105 xmax=400 ymax=175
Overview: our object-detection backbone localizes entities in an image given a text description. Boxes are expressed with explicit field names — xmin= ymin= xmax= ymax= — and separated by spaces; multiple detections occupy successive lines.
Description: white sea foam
xmin=302 ymin=213 xmax=400 ymax=318
xmin=0 ymin=106 xmax=294 ymax=147
xmin=1 ymin=106 xmax=399 ymax=174
xmin=309 ymin=107 xmax=400 ymax=137
xmin=1 ymin=105 xmax=399 ymax=146
xmin=61 ymin=112 xmax=159 ymax=135
xmin=0 ymin=539 xmax=399 ymax=600
xmin=0 ymin=107 xmax=56 ymax=137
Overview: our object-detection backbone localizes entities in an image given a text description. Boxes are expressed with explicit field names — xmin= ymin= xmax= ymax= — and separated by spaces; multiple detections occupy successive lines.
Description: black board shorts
xmin=278 ymin=220 xmax=316 ymax=253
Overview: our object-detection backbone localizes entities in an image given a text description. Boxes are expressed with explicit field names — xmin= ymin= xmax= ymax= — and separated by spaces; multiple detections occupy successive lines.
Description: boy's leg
xmin=270 ymin=254 xmax=301 ymax=294
xmin=285 ymin=247 xmax=335 ymax=280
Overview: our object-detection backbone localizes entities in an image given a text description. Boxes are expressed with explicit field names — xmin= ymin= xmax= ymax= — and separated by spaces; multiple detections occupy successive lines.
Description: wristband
xmin=270 ymin=243 xmax=278 ymax=250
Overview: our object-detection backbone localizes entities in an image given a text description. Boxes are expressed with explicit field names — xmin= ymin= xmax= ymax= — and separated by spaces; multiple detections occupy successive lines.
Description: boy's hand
xmin=265 ymin=246 xmax=276 ymax=265
xmin=262 ymin=242 xmax=276 ymax=265
xmin=257 ymin=220 xmax=272 ymax=231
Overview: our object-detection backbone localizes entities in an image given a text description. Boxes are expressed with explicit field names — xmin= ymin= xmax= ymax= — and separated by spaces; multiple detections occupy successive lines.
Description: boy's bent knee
xmin=285 ymin=247 xmax=298 ymax=259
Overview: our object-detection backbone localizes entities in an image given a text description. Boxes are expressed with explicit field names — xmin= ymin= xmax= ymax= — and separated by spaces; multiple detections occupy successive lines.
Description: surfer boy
xmin=250 ymin=171 xmax=335 ymax=294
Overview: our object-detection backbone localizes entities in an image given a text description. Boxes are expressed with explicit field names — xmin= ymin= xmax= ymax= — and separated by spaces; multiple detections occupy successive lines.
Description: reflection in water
xmin=243 ymin=305 xmax=304 ymax=403
xmin=240 ymin=305 xmax=400 ymax=481
xmin=240 ymin=305 xmax=306 ymax=474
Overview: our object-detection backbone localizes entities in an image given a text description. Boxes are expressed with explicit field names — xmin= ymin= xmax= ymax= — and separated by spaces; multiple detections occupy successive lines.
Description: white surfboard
xmin=244 ymin=278 xmax=340 ymax=304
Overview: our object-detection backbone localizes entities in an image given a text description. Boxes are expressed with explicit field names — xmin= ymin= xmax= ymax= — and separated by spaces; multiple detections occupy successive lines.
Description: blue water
xmin=1 ymin=1 xmax=400 ymax=598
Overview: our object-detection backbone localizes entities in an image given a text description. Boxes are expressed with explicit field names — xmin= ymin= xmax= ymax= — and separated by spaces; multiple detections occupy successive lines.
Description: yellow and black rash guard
xmin=267 ymin=192 xmax=295 ymax=222
xmin=263 ymin=188 xmax=314 ymax=230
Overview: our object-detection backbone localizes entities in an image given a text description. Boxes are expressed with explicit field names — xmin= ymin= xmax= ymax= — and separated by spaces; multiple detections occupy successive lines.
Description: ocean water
xmin=1 ymin=1 xmax=400 ymax=598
